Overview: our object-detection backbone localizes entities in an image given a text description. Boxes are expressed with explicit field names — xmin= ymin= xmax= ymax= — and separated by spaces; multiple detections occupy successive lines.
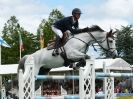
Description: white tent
xmin=94 ymin=58 xmax=132 ymax=70
xmin=0 ymin=58 xmax=132 ymax=74
xmin=0 ymin=64 xmax=18 ymax=90
xmin=51 ymin=58 xmax=132 ymax=72
xmin=0 ymin=64 xmax=18 ymax=75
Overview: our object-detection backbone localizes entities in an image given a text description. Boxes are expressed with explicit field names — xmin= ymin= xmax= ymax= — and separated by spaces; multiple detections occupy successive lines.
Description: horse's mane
xmin=89 ymin=25 xmax=104 ymax=32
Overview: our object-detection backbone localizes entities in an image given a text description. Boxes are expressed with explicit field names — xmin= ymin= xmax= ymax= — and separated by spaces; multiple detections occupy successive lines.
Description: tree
xmin=37 ymin=9 xmax=64 ymax=48
xmin=116 ymin=25 xmax=133 ymax=64
xmin=2 ymin=16 xmax=39 ymax=64
xmin=99 ymin=25 xmax=133 ymax=64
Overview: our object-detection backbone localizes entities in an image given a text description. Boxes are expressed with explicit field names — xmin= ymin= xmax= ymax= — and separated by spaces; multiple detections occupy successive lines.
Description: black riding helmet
xmin=72 ymin=8 xmax=82 ymax=16
xmin=72 ymin=8 xmax=82 ymax=20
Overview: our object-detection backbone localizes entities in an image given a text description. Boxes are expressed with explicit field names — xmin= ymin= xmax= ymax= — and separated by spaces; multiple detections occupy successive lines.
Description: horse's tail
xmin=15 ymin=55 xmax=28 ymax=89
xmin=5 ymin=55 xmax=29 ymax=98
xmin=17 ymin=55 xmax=28 ymax=74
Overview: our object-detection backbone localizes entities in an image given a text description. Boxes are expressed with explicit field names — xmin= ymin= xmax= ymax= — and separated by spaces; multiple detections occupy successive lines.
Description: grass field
xmin=117 ymin=96 xmax=133 ymax=99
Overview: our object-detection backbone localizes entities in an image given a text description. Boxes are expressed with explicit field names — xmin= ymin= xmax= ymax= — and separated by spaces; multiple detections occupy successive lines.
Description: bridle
xmin=88 ymin=31 xmax=115 ymax=54
xmin=69 ymin=31 xmax=116 ymax=55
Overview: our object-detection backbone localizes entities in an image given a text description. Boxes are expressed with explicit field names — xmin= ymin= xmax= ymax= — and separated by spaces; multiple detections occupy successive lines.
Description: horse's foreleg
xmin=66 ymin=49 xmax=89 ymax=60
xmin=76 ymin=58 xmax=86 ymax=67
xmin=66 ymin=49 xmax=91 ymax=67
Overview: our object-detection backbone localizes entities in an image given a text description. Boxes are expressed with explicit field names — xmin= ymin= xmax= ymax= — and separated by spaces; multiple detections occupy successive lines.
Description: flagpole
xmin=0 ymin=44 xmax=1 ymax=65
xmin=40 ymin=29 xmax=44 ymax=49
xmin=20 ymin=44 xmax=21 ymax=59
xmin=19 ymin=32 xmax=21 ymax=60
xmin=0 ymin=36 xmax=2 ymax=90
xmin=17 ymin=24 xmax=22 ymax=60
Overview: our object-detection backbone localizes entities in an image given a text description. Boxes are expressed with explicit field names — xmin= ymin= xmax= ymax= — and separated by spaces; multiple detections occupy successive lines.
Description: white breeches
xmin=51 ymin=26 xmax=63 ymax=38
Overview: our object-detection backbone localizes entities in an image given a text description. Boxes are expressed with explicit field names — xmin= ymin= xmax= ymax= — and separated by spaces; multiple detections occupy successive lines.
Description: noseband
xmin=87 ymin=31 xmax=115 ymax=54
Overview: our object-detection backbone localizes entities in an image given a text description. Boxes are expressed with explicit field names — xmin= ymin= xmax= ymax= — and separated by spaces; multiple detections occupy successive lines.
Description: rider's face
xmin=75 ymin=13 xmax=81 ymax=20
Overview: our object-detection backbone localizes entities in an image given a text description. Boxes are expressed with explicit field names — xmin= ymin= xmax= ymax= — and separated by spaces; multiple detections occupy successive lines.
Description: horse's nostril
xmin=106 ymin=51 xmax=117 ymax=58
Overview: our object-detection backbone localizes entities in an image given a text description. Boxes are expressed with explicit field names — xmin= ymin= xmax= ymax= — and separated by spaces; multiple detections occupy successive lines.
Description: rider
xmin=51 ymin=8 xmax=89 ymax=56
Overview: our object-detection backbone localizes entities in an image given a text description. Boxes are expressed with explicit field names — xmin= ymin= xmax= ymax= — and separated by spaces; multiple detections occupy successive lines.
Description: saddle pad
xmin=47 ymin=41 xmax=55 ymax=50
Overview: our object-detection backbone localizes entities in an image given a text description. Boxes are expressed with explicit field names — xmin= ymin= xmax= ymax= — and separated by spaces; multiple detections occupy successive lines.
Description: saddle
xmin=47 ymin=32 xmax=72 ymax=67
xmin=47 ymin=31 xmax=69 ymax=50
xmin=47 ymin=39 xmax=56 ymax=50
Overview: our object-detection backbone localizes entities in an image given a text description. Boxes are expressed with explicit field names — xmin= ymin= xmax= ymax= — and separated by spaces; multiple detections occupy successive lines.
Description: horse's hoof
xmin=76 ymin=62 xmax=85 ymax=67
xmin=73 ymin=67 xmax=76 ymax=70
xmin=73 ymin=66 xmax=80 ymax=70
xmin=69 ymin=63 xmax=73 ymax=68
xmin=76 ymin=63 xmax=80 ymax=67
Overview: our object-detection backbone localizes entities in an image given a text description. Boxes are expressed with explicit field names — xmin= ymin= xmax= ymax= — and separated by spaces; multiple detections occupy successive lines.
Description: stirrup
xmin=55 ymin=49 xmax=59 ymax=55
xmin=52 ymin=49 xmax=59 ymax=56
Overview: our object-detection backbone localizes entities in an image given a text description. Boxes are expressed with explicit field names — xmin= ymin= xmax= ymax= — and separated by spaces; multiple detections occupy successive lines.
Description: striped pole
xmin=96 ymin=72 xmax=133 ymax=77
xmin=35 ymin=75 xmax=79 ymax=80
xmin=35 ymin=95 xmax=79 ymax=99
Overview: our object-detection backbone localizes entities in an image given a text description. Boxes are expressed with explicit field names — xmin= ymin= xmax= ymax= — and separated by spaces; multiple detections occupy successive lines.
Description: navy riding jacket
xmin=53 ymin=16 xmax=82 ymax=34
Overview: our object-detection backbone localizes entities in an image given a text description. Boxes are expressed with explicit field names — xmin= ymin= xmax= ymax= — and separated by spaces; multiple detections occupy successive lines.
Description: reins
xmin=87 ymin=31 xmax=115 ymax=54
xmin=62 ymin=31 xmax=115 ymax=55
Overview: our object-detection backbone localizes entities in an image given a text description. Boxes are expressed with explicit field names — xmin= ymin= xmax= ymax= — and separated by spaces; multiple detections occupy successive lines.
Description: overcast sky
xmin=0 ymin=0 xmax=133 ymax=58
xmin=0 ymin=0 xmax=133 ymax=34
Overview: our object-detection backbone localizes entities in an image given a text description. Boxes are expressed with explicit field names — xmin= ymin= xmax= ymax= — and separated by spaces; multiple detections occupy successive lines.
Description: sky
xmin=0 ymin=0 xmax=133 ymax=58
xmin=0 ymin=0 xmax=133 ymax=34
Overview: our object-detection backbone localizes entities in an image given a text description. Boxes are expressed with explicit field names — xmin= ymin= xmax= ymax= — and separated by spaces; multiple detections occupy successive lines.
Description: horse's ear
xmin=108 ymin=29 xmax=113 ymax=37
xmin=109 ymin=29 xmax=113 ymax=34
xmin=108 ymin=29 xmax=117 ymax=39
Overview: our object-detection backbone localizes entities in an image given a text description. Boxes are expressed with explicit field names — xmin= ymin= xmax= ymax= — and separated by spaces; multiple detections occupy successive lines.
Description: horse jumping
xmin=17 ymin=25 xmax=117 ymax=91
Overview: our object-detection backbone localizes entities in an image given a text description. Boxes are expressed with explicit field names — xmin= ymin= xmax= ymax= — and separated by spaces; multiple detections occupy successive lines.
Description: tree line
xmin=1 ymin=9 xmax=133 ymax=64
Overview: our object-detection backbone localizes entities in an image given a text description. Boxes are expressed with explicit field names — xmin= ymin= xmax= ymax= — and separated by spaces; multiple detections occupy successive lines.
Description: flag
xmin=19 ymin=33 xmax=24 ymax=51
xmin=0 ymin=37 xmax=11 ymax=48
xmin=40 ymin=31 xmax=44 ymax=49
xmin=0 ymin=37 xmax=11 ymax=65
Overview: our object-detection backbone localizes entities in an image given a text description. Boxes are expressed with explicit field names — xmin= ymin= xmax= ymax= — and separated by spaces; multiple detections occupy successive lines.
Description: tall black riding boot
xmin=52 ymin=35 xmax=61 ymax=56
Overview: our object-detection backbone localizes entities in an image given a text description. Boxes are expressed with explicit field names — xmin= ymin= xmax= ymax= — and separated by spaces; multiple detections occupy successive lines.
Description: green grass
xmin=117 ymin=96 xmax=133 ymax=99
